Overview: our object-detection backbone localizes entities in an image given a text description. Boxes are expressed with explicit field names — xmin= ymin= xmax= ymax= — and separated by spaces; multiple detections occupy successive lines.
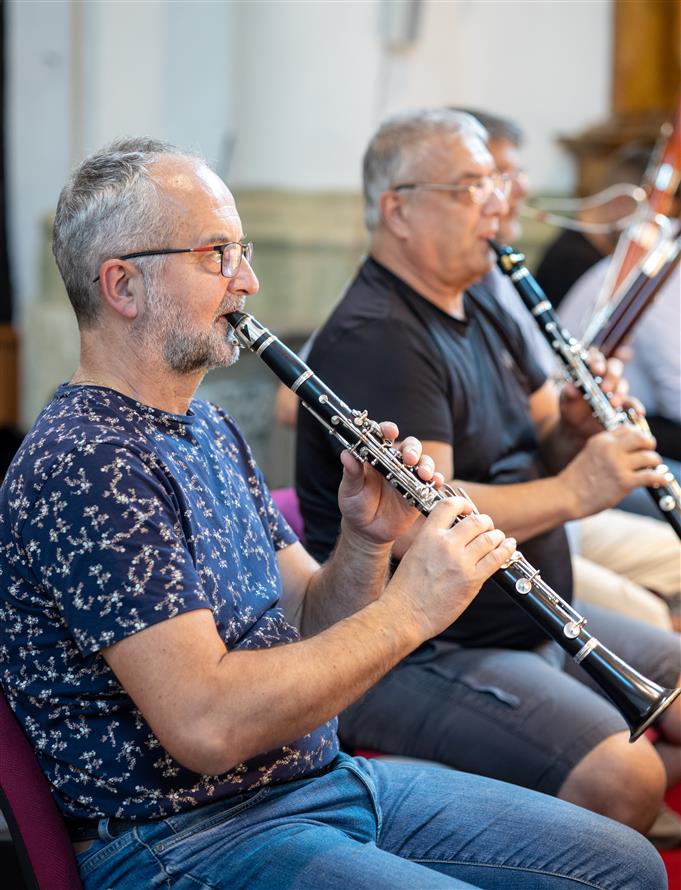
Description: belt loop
xmin=97 ymin=817 xmax=114 ymax=841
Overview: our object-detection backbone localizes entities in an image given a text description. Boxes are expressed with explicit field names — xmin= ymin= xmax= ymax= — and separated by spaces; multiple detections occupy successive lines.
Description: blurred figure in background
xmin=534 ymin=144 xmax=651 ymax=308
xmin=459 ymin=109 xmax=679 ymax=632
xmin=0 ymin=425 xmax=23 ymax=484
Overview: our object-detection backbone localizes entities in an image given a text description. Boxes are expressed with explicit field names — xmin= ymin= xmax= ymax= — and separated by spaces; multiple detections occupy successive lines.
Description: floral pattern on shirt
xmin=0 ymin=385 xmax=338 ymax=819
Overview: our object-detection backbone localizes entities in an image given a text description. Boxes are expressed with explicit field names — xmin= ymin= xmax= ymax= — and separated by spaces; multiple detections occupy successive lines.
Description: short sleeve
xmin=20 ymin=442 xmax=211 ymax=655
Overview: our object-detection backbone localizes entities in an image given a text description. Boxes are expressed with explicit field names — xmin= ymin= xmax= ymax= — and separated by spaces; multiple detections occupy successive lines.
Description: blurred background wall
xmin=2 ymin=0 xmax=678 ymax=485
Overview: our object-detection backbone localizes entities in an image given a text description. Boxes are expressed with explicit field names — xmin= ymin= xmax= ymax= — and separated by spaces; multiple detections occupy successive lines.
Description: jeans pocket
xmin=153 ymin=786 xmax=271 ymax=853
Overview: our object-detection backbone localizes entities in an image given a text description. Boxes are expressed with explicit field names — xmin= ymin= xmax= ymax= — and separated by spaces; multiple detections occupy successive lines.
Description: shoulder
xmin=3 ymin=389 xmax=183 ymax=536
xmin=7 ymin=388 xmax=154 ymax=485
xmin=311 ymin=260 xmax=438 ymax=364
xmin=559 ymin=258 xmax=609 ymax=333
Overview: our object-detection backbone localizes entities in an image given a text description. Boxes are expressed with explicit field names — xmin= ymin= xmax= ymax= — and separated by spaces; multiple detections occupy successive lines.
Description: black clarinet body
xmin=489 ymin=239 xmax=681 ymax=540
xmin=228 ymin=310 xmax=680 ymax=741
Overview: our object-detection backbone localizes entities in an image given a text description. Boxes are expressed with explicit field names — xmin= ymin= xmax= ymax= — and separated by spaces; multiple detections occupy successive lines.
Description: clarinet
xmin=489 ymin=239 xmax=681 ymax=541
xmin=228 ymin=310 xmax=680 ymax=741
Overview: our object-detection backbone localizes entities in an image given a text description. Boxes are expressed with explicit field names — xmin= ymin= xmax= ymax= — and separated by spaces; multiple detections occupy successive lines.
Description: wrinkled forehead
xmin=150 ymin=156 xmax=241 ymax=238
xmin=402 ymin=131 xmax=494 ymax=182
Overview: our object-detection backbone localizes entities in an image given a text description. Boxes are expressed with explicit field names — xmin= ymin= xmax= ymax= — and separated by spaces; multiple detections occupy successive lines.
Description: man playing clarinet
xmin=296 ymin=108 xmax=681 ymax=841
xmin=1 ymin=137 xmax=666 ymax=888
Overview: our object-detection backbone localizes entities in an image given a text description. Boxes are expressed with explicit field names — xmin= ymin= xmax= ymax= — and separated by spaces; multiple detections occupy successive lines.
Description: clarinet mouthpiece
xmin=226 ymin=310 xmax=247 ymax=328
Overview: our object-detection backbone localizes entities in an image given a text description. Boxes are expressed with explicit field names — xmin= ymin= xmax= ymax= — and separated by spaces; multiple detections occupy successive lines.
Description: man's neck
xmin=370 ymin=243 xmax=466 ymax=319
xmin=72 ymin=332 xmax=203 ymax=415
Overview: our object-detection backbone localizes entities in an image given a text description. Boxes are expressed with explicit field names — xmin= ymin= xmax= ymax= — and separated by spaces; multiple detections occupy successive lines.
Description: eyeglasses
xmin=392 ymin=173 xmax=512 ymax=206
xmin=92 ymin=240 xmax=254 ymax=283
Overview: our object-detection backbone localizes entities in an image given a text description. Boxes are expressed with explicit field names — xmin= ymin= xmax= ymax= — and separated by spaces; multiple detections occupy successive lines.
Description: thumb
xmin=339 ymin=450 xmax=366 ymax=494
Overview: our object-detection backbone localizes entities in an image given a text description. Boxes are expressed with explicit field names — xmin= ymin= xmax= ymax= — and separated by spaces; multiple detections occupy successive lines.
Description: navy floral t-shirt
xmin=0 ymin=385 xmax=338 ymax=820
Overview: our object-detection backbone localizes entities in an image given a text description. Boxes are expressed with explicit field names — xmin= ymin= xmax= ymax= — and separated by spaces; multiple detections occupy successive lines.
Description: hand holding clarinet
xmin=489 ymin=239 xmax=681 ymax=538
xmin=228 ymin=310 xmax=680 ymax=740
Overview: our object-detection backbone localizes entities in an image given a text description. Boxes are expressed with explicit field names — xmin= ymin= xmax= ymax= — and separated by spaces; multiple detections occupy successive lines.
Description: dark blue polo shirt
xmin=0 ymin=385 xmax=338 ymax=819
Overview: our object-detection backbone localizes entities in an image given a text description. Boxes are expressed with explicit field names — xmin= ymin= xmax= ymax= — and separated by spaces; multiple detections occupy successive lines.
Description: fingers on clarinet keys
xmin=377 ymin=420 xmax=399 ymax=446
xmin=433 ymin=503 xmax=515 ymax=567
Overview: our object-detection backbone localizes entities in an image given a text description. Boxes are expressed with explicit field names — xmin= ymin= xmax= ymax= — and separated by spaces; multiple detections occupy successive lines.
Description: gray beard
xmin=133 ymin=277 xmax=240 ymax=375
xmin=162 ymin=329 xmax=240 ymax=374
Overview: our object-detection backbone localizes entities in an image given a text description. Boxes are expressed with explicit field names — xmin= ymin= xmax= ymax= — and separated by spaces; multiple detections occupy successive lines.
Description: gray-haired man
xmin=0 ymin=137 xmax=664 ymax=888
xmin=296 ymin=108 xmax=681 ymax=839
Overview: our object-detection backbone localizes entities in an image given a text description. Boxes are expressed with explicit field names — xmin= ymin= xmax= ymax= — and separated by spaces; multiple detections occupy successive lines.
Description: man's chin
xmin=205 ymin=343 xmax=240 ymax=372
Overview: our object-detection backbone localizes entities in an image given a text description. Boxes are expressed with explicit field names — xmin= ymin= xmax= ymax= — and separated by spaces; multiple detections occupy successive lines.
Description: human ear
xmin=379 ymin=191 xmax=412 ymax=239
xmin=96 ymin=260 xmax=142 ymax=321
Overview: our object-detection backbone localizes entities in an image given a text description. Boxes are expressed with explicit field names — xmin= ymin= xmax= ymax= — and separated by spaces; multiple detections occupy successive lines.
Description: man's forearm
xmin=455 ymin=475 xmax=578 ymax=543
xmin=300 ymin=519 xmax=393 ymax=635
xmin=115 ymin=596 xmax=424 ymax=778
xmin=538 ymin=417 xmax=586 ymax=474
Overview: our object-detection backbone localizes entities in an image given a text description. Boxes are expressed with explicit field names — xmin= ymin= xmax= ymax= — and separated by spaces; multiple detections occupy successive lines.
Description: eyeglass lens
xmin=471 ymin=175 xmax=512 ymax=205
xmin=222 ymin=242 xmax=253 ymax=278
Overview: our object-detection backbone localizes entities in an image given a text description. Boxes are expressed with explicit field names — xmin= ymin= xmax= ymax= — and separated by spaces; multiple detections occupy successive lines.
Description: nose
xmin=512 ymin=172 xmax=529 ymax=201
xmin=485 ymin=187 xmax=509 ymax=216
xmin=229 ymin=255 xmax=259 ymax=297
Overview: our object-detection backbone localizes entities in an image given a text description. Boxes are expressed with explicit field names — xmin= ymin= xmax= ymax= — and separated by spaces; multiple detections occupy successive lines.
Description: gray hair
xmin=52 ymin=137 xmax=203 ymax=329
xmin=453 ymin=109 xmax=524 ymax=147
xmin=362 ymin=107 xmax=487 ymax=231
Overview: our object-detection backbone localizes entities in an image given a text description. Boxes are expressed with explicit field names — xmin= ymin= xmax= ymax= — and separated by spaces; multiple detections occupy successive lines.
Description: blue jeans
xmin=75 ymin=754 xmax=665 ymax=889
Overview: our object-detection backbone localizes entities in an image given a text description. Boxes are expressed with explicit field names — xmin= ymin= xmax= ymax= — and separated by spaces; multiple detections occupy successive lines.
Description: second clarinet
xmin=228 ymin=310 xmax=679 ymax=741
xmin=489 ymin=239 xmax=681 ymax=540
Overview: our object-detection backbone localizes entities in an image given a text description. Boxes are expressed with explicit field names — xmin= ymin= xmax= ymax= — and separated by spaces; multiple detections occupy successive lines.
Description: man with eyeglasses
xmin=462 ymin=109 xmax=680 ymax=638
xmin=296 ymin=107 xmax=681 ymax=839
xmin=1 ymin=137 xmax=664 ymax=889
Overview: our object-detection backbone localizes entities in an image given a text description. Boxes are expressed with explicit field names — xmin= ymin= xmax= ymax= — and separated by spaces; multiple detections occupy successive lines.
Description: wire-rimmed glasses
xmin=392 ymin=174 xmax=512 ymax=206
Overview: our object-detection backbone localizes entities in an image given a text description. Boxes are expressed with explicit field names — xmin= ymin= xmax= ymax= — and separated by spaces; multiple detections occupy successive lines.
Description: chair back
xmin=0 ymin=687 xmax=82 ymax=889
xmin=271 ymin=487 xmax=305 ymax=542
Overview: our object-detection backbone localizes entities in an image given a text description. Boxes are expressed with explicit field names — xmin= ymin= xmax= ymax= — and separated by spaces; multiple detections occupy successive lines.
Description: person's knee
xmin=558 ymin=731 xmax=665 ymax=832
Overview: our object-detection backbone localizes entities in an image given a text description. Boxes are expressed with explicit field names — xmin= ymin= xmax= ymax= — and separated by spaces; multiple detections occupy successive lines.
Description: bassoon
xmin=587 ymin=234 xmax=681 ymax=357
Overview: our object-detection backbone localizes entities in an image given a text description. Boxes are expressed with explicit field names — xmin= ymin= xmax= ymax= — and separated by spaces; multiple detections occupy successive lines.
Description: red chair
xmin=271 ymin=487 xmax=305 ymax=542
xmin=0 ymin=687 xmax=82 ymax=889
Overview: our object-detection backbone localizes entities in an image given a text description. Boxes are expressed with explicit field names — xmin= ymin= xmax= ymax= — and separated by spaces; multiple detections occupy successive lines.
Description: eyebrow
xmin=201 ymin=233 xmax=246 ymax=246
xmin=454 ymin=171 xmax=491 ymax=182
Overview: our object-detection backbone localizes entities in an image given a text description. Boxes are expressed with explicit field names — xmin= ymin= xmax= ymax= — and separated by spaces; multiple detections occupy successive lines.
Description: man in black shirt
xmin=296 ymin=108 xmax=681 ymax=835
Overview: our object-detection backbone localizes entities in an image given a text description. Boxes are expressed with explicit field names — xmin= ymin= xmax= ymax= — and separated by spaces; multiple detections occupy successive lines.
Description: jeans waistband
xmin=64 ymin=758 xmax=341 ymax=842
xmin=65 ymin=815 xmax=149 ymax=842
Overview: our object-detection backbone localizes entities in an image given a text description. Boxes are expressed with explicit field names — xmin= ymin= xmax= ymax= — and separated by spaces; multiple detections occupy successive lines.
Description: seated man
xmin=275 ymin=112 xmax=678 ymax=633
xmin=0 ymin=138 xmax=663 ymax=890
xmin=464 ymin=108 xmax=679 ymax=630
xmin=295 ymin=108 xmax=681 ymax=836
